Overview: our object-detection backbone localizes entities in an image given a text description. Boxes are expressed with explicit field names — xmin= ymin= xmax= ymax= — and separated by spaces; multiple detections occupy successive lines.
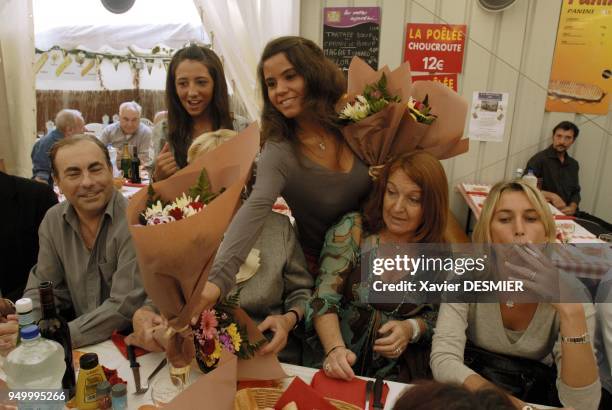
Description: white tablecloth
xmin=78 ymin=340 xmax=409 ymax=409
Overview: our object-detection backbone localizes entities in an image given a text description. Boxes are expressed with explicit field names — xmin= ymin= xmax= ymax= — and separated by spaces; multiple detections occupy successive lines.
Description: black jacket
xmin=0 ymin=171 xmax=58 ymax=301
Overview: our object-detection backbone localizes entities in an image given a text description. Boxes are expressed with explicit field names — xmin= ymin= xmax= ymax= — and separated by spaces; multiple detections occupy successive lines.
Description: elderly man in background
xmin=100 ymin=101 xmax=153 ymax=167
xmin=32 ymin=109 xmax=85 ymax=185
xmin=19 ymin=134 xmax=146 ymax=348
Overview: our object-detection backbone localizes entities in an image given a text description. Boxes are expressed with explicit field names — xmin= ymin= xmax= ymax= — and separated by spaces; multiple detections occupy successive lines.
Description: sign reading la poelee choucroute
xmin=405 ymin=23 xmax=467 ymax=74
xmin=323 ymin=7 xmax=381 ymax=72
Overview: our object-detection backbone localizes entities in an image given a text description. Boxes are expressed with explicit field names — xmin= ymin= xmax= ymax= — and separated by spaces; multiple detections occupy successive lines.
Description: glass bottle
xmin=130 ymin=145 xmax=141 ymax=183
xmin=111 ymin=383 xmax=127 ymax=410
xmin=96 ymin=380 xmax=112 ymax=410
xmin=120 ymin=144 xmax=131 ymax=179
xmin=37 ymin=281 xmax=76 ymax=398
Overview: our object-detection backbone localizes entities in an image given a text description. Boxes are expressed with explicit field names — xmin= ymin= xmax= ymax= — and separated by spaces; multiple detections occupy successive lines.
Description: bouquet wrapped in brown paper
xmin=126 ymin=124 xmax=268 ymax=368
xmin=340 ymin=56 xmax=469 ymax=172
xmin=163 ymin=310 xmax=287 ymax=410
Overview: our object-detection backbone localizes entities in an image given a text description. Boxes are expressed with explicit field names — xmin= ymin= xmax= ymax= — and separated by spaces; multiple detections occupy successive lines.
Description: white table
xmin=79 ymin=340 xmax=408 ymax=409
xmin=457 ymin=182 xmax=605 ymax=244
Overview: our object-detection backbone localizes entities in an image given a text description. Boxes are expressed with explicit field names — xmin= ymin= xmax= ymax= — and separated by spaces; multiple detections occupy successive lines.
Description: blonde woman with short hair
xmin=186 ymin=129 xmax=237 ymax=163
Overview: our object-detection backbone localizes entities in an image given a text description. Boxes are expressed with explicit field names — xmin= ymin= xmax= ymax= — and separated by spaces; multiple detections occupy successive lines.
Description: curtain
xmin=0 ymin=0 xmax=36 ymax=177
xmin=192 ymin=0 xmax=300 ymax=122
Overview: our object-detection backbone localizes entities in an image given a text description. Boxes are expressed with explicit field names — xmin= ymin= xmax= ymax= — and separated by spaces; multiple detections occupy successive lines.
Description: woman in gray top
xmin=431 ymin=180 xmax=601 ymax=410
xmin=201 ymin=37 xmax=372 ymax=314
xmin=152 ymin=44 xmax=248 ymax=181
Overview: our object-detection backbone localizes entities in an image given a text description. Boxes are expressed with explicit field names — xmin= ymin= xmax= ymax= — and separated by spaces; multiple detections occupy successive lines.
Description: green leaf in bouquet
xmin=369 ymin=98 xmax=388 ymax=114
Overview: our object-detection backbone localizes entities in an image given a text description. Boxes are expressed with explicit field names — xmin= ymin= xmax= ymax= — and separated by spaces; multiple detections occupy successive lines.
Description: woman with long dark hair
xmin=198 ymin=37 xmax=372 ymax=337
xmin=152 ymin=44 xmax=248 ymax=181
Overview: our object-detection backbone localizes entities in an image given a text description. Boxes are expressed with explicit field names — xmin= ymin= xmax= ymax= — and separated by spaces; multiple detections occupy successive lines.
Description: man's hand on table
xmin=125 ymin=307 xmax=167 ymax=352
xmin=543 ymin=191 xmax=566 ymax=209
xmin=560 ymin=202 xmax=577 ymax=216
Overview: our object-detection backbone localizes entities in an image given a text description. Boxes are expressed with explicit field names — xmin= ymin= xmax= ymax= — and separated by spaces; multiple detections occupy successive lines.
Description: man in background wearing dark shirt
xmin=0 ymin=171 xmax=58 ymax=301
xmin=525 ymin=121 xmax=611 ymax=234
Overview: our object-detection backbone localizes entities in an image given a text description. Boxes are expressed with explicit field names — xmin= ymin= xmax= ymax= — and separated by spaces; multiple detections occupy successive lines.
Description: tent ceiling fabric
xmin=35 ymin=22 xmax=207 ymax=51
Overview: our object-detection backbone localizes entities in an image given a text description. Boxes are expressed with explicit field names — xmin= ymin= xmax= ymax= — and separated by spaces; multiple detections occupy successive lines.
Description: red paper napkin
xmin=111 ymin=330 xmax=148 ymax=359
xmin=554 ymin=215 xmax=576 ymax=220
xmin=310 ymin=370 xmax=390 ymax=410
xmin=123 ymin=181 xmax=147 ymax=188
xmin=274 ymin=377 xmax=336 ymax=410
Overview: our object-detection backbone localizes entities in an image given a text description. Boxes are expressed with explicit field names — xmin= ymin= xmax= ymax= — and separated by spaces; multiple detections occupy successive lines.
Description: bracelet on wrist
xmin=561 ymin=332 xmax=590 ymax=344
xmin=286 ymin=309 xmax=300 ymax=330
xmin=325 ymin=345 xmax=345 ymax=358
xmin=407 ymin=318 xmax=421 ymax=343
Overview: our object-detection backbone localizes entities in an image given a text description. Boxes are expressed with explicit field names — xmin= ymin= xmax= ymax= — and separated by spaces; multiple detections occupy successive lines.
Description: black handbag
xmin=463 ymin=343 xmax=562 ymax=407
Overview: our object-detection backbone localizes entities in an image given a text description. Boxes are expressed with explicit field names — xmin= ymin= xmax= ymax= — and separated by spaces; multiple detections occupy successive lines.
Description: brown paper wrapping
xmin=126 ymin=124 xmax=260 ymax=367
xmin=342 ymin=56 xmax=469 ymax=166
xmin=164 ymin=309 xmax=288 ymax=409
xmin=165 ymin=351 xmax=238 ymax=410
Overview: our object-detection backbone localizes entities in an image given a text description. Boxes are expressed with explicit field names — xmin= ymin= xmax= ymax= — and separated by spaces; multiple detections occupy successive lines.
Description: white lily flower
xmin=339 ymin=95 xmax=371 ymax=122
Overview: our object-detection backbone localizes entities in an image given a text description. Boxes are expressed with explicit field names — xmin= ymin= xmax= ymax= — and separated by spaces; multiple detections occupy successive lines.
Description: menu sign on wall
xmin=468 ymin=92 xmax=509 ymax=143
xmin=404 ymin=23 xmax=467 ymax=73
xmin=323 ymin=7 xmax=381 ymax=72
xmin=545 ymin=0 xmax=611 ymax=114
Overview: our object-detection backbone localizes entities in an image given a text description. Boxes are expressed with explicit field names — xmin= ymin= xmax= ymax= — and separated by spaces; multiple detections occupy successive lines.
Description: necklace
xmin=506 ymin=300 xmax=515 ymax=308
xmin=299 ymin=130 xmax=327 ymax=151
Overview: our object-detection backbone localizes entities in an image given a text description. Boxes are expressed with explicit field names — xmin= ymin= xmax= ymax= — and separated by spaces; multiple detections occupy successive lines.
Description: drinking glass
xmin=150 ymin=373 xmax=184 ymax=408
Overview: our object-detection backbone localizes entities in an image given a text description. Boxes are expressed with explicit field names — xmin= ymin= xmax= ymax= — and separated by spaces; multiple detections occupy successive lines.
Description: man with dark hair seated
xmin=525 ymin=120 xmax=611 ymax=235
xmin=16 ymin=135 xmax=145 ymax=348
xmin=0 ymin=171 xmax=57 ymax=301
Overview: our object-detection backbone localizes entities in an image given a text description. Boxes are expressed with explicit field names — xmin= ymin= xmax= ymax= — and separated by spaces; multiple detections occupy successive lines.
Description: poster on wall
xmin=468 ymin=92 xmax=509 ymax=142
xmin=412 ymin=73 xmax=458 ymax=91
xmin=404 ymin=23 xmax=467 ymax=73
xmin=545 ymin=0 xmax=611 ymax=114
xmin=35 ymin=50 xmax=98 ymax=83
xmin=323 ymin=7 xmax=380 ymax=72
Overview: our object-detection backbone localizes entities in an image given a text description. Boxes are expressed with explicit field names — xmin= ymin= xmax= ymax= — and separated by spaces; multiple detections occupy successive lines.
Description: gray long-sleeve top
xmin=228 ymin=212 xmax=313 ymax=322
xmin=431 ymin=303 xmax=601 ymax=410
xmin=209 ymin=139 xmax=372 ymax=297
xmin=23 ymin=191 xmax=146 ymax=347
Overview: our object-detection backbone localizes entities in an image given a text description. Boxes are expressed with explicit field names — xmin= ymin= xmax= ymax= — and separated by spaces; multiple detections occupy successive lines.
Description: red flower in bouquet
xmin=193 ymin=294 xmax=265 ymax=373
xmin=201 ymin=338 xmax=216 ymax=355
xmin=168 ymin=207 xmax=184 ymax=221
xmin=139 ymin=169 xmax=220 ymax=226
